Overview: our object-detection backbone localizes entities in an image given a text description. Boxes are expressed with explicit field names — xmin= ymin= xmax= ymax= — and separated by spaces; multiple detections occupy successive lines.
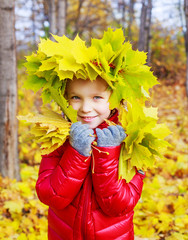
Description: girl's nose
xmin=80 ymin=100 xmax=92 ymax=113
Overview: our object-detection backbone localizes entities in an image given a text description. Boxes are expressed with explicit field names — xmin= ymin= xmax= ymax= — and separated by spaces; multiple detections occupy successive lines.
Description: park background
xmin=0 ymin=0 xmax=188 ymax=239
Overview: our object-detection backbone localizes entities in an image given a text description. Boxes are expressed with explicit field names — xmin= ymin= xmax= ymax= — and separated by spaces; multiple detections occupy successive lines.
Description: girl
xmin=36 ymin=76 xmax=145 ymax=240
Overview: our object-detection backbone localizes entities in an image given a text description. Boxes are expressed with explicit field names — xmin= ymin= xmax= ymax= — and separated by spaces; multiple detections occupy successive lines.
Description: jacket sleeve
xmin=91 ymin=145 xmax=145 ymax=217
xmin=36 ymin=140 xmax=91 ymax=210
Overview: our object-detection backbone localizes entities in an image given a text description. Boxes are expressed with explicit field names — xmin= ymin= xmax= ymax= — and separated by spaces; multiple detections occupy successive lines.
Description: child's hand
xmin=69 ymin=122 xmax=95 ymax=156
xmin=96 ymin=125 xmax=126 ymax=147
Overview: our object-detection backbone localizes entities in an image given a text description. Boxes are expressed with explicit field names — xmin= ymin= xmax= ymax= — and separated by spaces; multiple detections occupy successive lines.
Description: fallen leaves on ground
xmin=0 ymin=165 xmax=48 ymax=240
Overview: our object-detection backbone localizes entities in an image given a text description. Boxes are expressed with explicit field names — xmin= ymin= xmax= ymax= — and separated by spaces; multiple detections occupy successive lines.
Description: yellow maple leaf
xmin=17 ymin=107 xmax=71 ymax=155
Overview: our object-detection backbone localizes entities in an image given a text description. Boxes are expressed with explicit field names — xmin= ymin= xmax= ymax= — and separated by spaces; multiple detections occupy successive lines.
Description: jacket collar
xmin=96 ymin=109 xmax=119 ymax=130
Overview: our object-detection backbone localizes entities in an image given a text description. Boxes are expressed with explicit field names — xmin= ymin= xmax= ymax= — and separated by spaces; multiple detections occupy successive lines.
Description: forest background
xmin=0 ymin=0 xmax=188 ymax=239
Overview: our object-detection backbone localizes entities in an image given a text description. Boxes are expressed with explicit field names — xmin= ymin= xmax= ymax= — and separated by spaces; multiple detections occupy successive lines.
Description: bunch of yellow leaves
xmin=118 ymin=101 xmax=171 ymax=182
xmin=17 ymin=108 xmax=71 ymax=155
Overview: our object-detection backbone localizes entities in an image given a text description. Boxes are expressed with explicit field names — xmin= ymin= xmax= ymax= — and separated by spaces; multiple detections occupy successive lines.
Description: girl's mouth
xmin=79 ymin=116 xmax=97 ymax=123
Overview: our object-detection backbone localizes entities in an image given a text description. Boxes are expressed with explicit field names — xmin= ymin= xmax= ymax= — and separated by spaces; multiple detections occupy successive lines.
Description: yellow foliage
xmin=17 ymin=107 xmax=71 ymax=155
xmin=0 ymin=164 xmax=48 ymax=239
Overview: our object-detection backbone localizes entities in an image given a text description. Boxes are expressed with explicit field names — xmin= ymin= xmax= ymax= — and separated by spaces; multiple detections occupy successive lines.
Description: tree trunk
xmin=0 ymin=0 xmax=20 ymax=179
xmin=138 ymin=0 xmax=147 ymax=51
xmin=184 ymin=0 xmax=188 ymax=96
xmin=31 ymin=0 xmax=36 ymax=43
xmin=128 ymin=0 xmax=135 ymax=40
xmin=73 ymin=0 xmax=85 ymax=38
xmin=138 ymin=0 xmax=152 ymax=65
xmin=48 ymin=0 xmax=57 ymax=36
xmin=145 ymin=0 xmax=152 ymax=64
xmin=118 ymin=0 xmax=127 ymax=30
xmin=57 ymin=0 xmax=67 ymax=36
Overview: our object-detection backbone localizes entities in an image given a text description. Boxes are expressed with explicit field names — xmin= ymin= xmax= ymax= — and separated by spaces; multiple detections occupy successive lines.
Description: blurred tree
xmin=117 ymin=0 xmax=136 ymax=40
xmin=118 ymin=0 xmax=127 ymax=29
xmin=45 ymin=0 xmax=57 ymax=36
xmin=184 ymin=0 xmax=188 ymax=95
xmin=0 ymin=0 xmax=20 ymax=179
xmin=138 ymin=0 xmax=147 ymax=50
xmin=72 ymin=0 xmax=85 ymax=37
xmin=138 ymin=0 xmax=152 ymax=64
xmin=67 ymin=0 xmax=112 ymax=39
xmin=31 ymin=0 xmax=37 ymax=42
xmin=44 ymin=0 xmax=67 ymax=37
xmin=128 ymin=0 xmax=136 ymax=40
xmin=57 ymin=0 xmax=67 ymax=36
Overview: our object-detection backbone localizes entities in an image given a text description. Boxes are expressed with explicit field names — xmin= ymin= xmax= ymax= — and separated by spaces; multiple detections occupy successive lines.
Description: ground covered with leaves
xmin=0 ymin=71 xmax=188 ymax=239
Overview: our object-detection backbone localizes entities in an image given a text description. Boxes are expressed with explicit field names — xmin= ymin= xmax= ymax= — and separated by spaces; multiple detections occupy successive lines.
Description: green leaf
xmin=48 ymin=87 xmax=77 ymax=123
xmin=109 ymin=83 xmax=122 ymax=109
xmin=84 ymin=63 xmax=99 ymax=81
xmin=118 ymin=143 xmax=136 ymax=182
xmin=125 ymin=65 xmax=159 ymax=94
xmin=24 ymin=75 xmax=47 ymax=92
xmin=125 ymin=49 xmax=147 ymax=66
xmin=92 ymin=28 xmax=125 ymax=52
xmin=99 ymin=54 xmax=110 ymax=73
xmin=131 ymin=143 xmax=152 ymax=169
xmin=24 ymin=61 xmax=40 ymax=72
xmin=102 ymin=43 xmax=114 ymax=61
xmin=25 ymin=51 xmax=46 ymax=64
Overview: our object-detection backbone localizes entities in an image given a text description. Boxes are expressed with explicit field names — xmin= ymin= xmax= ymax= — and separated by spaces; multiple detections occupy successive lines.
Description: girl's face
xmin=66 ymin=77 xmax=111 ymax=129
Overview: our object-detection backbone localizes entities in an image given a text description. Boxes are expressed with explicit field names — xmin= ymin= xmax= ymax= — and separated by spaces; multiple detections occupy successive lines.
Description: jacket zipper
xmin=81 ymin=173 xmax=91 ymax=239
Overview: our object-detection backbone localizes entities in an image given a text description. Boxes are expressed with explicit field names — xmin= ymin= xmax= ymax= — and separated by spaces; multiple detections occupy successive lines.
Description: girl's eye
xmin=71 ymin=96 xmax=80 ymax=100
xmin=94 ymin=96 xmax=102 ymax=100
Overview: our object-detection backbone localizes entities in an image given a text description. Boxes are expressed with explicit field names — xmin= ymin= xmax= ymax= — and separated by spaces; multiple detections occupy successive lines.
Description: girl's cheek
xmin=69 ymin=101 xmax=79 ymax=110
xmin=96 ymin=104 xmax=110 ymax=114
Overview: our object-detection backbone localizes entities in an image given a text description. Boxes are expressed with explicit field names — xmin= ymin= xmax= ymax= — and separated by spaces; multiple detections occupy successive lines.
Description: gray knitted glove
xmin=96 ymin=125 xmax=126 ymax=147
xmin=69 ymin=122 xmax=95 ymax=156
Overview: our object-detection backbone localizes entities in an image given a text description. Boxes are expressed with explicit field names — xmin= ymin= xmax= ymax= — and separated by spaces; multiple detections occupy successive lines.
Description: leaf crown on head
xmin=24 ymin=27 xmax=158 ymax=122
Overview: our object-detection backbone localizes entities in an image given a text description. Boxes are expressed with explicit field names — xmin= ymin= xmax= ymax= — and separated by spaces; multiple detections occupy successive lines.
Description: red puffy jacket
xmin=36 ymin=110 xmax=145 ymax=240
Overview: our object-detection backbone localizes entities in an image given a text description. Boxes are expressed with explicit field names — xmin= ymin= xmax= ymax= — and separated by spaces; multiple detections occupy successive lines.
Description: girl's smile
xmin=66 ymin=77 xmax=112 ymax=129
xmin=79 ymin=115 xmax=97 ymax=123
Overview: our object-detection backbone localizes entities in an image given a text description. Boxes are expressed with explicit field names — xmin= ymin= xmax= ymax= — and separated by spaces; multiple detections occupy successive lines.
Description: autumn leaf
xmin=117 ymin=101 xmax=171 ymax=181
xmin=17 ymin=107 xmax=71 ymax=154
xmin=4 ymin=200 xmax=24 ymax=214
